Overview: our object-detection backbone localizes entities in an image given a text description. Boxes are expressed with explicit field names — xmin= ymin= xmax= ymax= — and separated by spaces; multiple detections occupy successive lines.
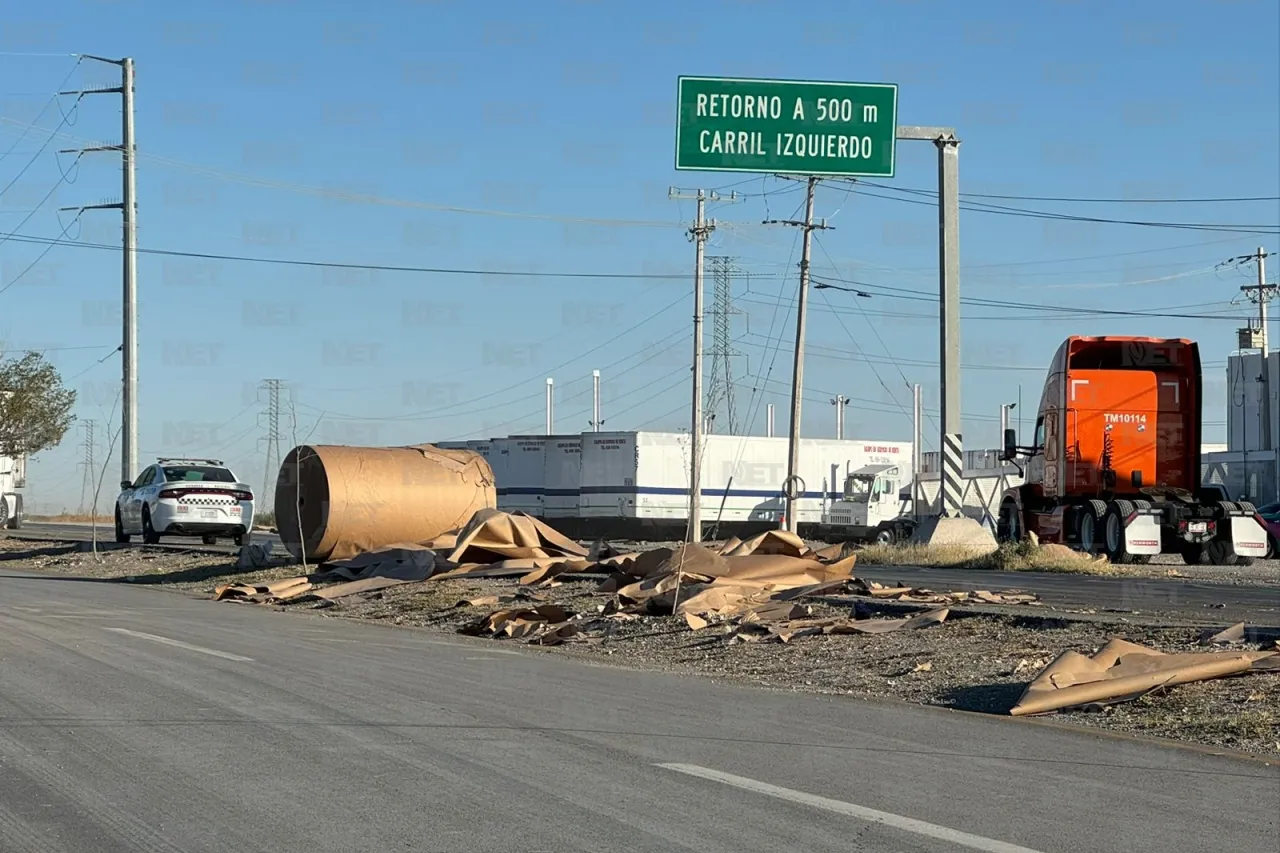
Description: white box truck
xmin=0 ymin=451 xmax=25 ymax=529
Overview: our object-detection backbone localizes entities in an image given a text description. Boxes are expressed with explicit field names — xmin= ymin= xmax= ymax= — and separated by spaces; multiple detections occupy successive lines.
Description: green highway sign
xmin=675 ymin=76 xmax=899 ymax=178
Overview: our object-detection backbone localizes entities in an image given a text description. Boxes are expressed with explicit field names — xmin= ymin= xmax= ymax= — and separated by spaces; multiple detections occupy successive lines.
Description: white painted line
xmin=102 ymin=628 xmax=254 ymax=662
xmin=657 ymin=763 xmax=1047 ymax=853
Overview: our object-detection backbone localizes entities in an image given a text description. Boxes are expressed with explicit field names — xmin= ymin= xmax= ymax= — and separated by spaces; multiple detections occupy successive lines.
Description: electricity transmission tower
xmin=59 ymin=55 xmax=139 ymax=487
xmin=257 ymin=379 xmax=284 ymax=504
xmin=705 ymin=255 xmax=743 ymax=435
xmin=77 ymin=420 xmax=96 ymax=515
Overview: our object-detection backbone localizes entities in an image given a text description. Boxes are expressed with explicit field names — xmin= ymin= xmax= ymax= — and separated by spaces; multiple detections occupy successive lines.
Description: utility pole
xmin=60 ymin=55 xmax=138 ymax=487
xmin=831 ymin=395 xmax=849 ymax=440
xmin=258 ymin=379 xmax=283 ymax=503
xmin=1233 ymin=247 xmax=1277 ymax=499
xmin=591 ymin=369 xmax=602 ymax=431
xmin=765 ymin=176 xmax=830 ymax=533
xmin=669 ymin=188 xmax=739 ymax=543
xmin=912 ymin=384 xmax=922 ymax=520
xmin=78 ymin=420 xmax=96 ymax=515
xmin=766 ymin=403 xmax=775 ymax=438
xmin=545 ymin=378 xmax=555 ymax=434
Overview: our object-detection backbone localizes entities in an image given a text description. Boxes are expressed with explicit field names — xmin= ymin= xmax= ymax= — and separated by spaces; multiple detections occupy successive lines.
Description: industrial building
xmin=1203 ymin=348 xmax=1280 ymax=504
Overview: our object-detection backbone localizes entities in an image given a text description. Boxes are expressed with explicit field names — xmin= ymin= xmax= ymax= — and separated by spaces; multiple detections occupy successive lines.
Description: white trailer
xmin=491 ymin=436 xmax=546 ymax=516
xmin=436 ymin=439 xmax=493 ymax=460
xmin=0 ymin=452 xmax=25 ymax=529
xmin=578 ymin=430 xmax=912 ymax=538
xmin=543 ymin=435 xmax=581 ymax=519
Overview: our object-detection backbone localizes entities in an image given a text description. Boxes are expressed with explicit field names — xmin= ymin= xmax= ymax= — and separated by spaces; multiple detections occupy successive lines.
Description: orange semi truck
xmin=996 ymin=335 xmax=1268 ymax=565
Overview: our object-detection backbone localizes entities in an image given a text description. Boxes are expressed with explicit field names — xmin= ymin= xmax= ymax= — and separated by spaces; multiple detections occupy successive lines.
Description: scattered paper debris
xmin=1009 ymin=638 xmax=1280 ymax=716
xmin=212 ymin=511 xmax=1041 ymax=649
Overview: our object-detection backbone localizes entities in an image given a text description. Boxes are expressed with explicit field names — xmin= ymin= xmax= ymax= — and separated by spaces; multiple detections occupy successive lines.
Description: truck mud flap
xmin=1229 ymin=515 xmax=1268 ymax=558
xmin=1123 ymin=510 xmax=1162 ymax=556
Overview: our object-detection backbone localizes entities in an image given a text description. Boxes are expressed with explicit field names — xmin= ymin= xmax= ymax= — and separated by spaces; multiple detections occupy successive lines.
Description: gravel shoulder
xmin=4 ymin=535 xmax=1278 ymax=759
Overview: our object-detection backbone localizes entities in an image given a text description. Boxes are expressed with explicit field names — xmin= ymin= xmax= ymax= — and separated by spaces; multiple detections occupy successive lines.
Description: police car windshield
xmin=162 ymin=466 xmax=235 ymax=483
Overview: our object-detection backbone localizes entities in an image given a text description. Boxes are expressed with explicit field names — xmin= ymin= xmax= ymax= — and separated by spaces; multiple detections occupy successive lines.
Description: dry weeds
xmin=853 ymin=541 xmax=1122 ymax=575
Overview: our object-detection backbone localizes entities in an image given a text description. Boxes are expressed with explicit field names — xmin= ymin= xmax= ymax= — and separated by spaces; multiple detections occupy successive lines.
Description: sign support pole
xmin=897 ymin=126 xmax=963 ymax=519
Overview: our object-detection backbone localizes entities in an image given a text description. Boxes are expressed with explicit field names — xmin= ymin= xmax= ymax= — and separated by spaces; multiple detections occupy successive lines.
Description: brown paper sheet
xmin=1010 ymin=638 xmax=1280 ymax=716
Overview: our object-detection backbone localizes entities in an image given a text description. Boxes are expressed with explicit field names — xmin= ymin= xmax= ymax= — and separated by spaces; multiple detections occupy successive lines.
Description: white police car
xmin=115 ymin=457 xmax=254 ymax=546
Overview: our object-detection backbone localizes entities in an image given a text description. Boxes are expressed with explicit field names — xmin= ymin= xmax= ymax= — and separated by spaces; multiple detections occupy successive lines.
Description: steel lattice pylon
xmin=705 ymin=256 xmax=742 ymax=435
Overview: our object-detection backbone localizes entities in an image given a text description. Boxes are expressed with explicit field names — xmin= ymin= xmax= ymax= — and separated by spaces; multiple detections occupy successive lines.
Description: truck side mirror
xmin=1001 ymin=428 xmax=1017 ymax=461
xmin=120 ymin=480 xmax=132 ymax=491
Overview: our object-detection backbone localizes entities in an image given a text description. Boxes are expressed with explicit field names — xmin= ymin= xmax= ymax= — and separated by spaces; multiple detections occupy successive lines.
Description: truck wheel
xmin=996 ymin=499 xmax=1022 ymax=543
xmin=1103 ymin=500 xmax=1136 ymax=564
xmin=0 ymin=498 xmax=8 ymax=529
xmin=1212 ymin=501 xmax=1255 ymax=565
xmin=1076 ymin=500 xmax=1106 ymax=555
xmin=5 ymin=495 xmax=21 ymax=530
xmin=1206 ymin=539 xmax=1237 ymax=566
xmin=874 ymin=527 xmax=895 ymax=546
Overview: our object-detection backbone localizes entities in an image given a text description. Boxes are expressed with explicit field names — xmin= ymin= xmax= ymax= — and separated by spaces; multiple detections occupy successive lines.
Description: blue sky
xmin=2 ymin=0 xmax=1277 ymax=513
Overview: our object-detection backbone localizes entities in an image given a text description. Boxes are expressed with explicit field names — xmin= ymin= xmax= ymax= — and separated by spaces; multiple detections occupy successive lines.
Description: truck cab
xmin=820 ymin=464 xmax=913 ymax=544
xmin=998 ymin=335 xmax=1267 ymax=565
xmin=0 ymin=452 xmax=25 ymax=529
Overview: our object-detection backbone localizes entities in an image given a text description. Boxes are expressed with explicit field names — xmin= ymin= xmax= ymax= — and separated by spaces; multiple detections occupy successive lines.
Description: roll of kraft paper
xmin=274 ymin=443 xmax=496 ymax=563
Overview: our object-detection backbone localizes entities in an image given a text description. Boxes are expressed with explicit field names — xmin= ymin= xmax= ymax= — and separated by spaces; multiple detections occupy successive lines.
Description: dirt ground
xmin=4 ymin=536 xmax=1277 ymax=759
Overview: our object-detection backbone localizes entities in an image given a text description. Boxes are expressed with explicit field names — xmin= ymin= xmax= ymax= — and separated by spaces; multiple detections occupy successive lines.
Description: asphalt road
xmin=853 ymin=565 xmax=1280 ymax=625
xmin=1 ymin=565 xmax=1276 ymax=853
xmin=14 ymin=521 xmax=282 ymax=555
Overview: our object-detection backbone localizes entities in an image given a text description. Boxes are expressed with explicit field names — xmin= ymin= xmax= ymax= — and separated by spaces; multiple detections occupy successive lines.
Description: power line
xmin=850 ymin=181 xmax=1279 ymax=205
xmin=811 ymin=276 xmax=1261 ymax=322
xmin=839 ymin=181 xmax=1278 ymax=235
xmin=304 ymin=299 xmax=691 ymax=423
xmin=738 ymin=293 xmax=1245 ymax=324
xmin=0 ymin=229 xmax=767 ymax=282
xmin=813 ymin=233 xmax=930 ymax=435
xmin=0 ymin=59 xmax=82 ymax=164
xmin=0 ymin=116 xmax=690 ymax=230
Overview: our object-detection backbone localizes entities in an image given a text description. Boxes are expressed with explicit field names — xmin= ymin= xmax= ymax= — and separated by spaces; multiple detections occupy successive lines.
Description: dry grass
xmin=28 ymin=513 xmax=113 ymax=523
xmin=853 ymin=541 xmax=1123 ymax=575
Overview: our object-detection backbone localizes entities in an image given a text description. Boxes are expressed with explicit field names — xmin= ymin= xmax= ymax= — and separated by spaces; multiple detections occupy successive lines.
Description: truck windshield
xmin=844 ymin=476 xmax=874 ymax=502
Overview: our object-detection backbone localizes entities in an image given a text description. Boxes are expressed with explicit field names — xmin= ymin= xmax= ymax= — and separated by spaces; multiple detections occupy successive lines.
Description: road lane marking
xmin=656 ymin=763 xmax=1047 ymax=853
xmin=102 ymin=628 xmax=254 ymax=662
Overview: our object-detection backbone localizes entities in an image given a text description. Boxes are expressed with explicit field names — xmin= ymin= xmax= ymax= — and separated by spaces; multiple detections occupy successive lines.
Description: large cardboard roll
xmin=274 ymin=443 xmax=496 ymax=563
